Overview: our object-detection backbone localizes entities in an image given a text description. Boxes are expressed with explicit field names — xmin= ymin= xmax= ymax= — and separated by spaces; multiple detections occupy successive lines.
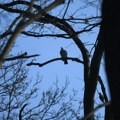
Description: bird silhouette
xmin=60 ymin=47 xmax=68 ymax=64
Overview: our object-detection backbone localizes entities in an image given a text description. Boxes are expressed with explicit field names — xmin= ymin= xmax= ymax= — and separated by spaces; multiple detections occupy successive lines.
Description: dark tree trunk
xmin=84 ymin=29 xmax=104 ymax=120
xmin=101 ymin=0 xmax=120 ymax=119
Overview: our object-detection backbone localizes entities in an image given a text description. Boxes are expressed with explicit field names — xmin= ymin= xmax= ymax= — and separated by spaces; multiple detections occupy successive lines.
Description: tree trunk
xmin=102 ymin=0 xmax=120 ymax=119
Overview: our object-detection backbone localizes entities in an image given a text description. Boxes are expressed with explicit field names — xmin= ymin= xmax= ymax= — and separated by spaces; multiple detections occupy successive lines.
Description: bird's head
xmin=61 ymin=47 xmax=63 ymax=50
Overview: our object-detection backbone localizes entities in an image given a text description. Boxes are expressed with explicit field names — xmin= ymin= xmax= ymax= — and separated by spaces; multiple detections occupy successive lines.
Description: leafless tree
xmin=0 ymin=58 xmax=84 ymax=120
xmin=0 ymin=59 xmax=38 ymax=120
xmin=0 ymin=0 xmax=113 ymax=120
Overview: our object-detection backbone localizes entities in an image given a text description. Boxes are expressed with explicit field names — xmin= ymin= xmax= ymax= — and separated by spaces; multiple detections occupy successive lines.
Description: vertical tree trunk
xmin=102 ymin=0 xmax=120 ymax=119
xmin=84 ymin=27 xmax=104 ymax=120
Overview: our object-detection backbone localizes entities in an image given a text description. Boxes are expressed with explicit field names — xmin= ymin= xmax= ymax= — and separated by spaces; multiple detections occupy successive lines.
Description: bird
xmin=60 ymin=47 xmax=68 ymax=64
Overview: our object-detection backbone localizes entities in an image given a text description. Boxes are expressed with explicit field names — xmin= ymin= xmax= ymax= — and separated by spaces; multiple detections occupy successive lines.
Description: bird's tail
xmin=64 ymin=60 xmax=68 ymax=64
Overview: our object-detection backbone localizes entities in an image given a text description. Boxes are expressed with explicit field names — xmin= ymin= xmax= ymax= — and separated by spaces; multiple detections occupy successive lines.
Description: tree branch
xmin=41 ymin=13 xmax=90 ymax=119
xmin=27 ymin=57 xmax=84 ymax=67
xmin=98 ymin=75 xmax=113 ymax=120
xmin=0 ymin=0 xmax=65 ymax=67
xmin=22 ymin=31 xmax=69 ymax=38
xmin=82 ymin=101 xmax=111 ymax=120
xmin=63 ymin=0 xmax=71 ymax=18
xmin=19 ymin=104 xmax=28 ymax=120
xmin=83 ymin=27 xmax=104 ymax=120
xmin=5 ymin=52 xmax=40 ymax=61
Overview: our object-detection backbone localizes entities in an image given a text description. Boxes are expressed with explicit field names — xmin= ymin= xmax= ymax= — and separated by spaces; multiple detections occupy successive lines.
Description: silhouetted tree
xmin=102 ymin=0 xmax=120 ymax=119
xmin=0 ymin=0 xmax=112 ymax=120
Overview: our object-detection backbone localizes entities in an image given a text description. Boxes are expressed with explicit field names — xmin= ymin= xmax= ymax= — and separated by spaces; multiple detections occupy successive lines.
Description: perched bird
xmin=60 ymin=47 xmax=68 ymax=64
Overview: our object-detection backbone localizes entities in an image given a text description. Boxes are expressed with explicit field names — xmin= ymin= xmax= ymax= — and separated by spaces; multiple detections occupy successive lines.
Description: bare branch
xmin=5 ymin=52 xmax=40 ymax=61
xmin=27 ymin=57 xmax=84 ymax=67
xmin=22 ymin=31 xmax=69 ymax=38
xmin=63 ymin=0 xmax=71 ymax=18
xmin=44 ymin=0 xmax=65 ymax=12
xmin=82 ymin=101 xmax=111 ymax=120
xmin=0 ymin=0 xmax=65 ymax=67
xmin=19 ymin=104 xmax=28 ymax=120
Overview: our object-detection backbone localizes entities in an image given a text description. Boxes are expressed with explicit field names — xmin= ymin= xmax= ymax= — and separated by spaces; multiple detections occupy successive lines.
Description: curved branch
xmin=41 ymin=13 xmax=90 ymax=119
xmin=19 ymin=104 xmax=28 ymax=120
xmin=26 ymin=57 xmax=84 ymax=67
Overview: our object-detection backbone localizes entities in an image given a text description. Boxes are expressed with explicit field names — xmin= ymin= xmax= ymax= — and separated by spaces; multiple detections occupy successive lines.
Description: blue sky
xmin=12 ymin=0 xmax=105 ymax=89
xmin=7 ymin=0 xmax=108 ymax=118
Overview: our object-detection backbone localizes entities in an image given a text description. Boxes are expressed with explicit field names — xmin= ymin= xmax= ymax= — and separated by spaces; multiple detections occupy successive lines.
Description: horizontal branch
xmin=5 ymin=52 xmax=40 ymax=61
xmin=63 ymin=16 xmax=101 ymax=21
xmin=27 ymin=57 xmax=84 ymax=67
xmin=22 ymin=31 xmax=70 ymax=38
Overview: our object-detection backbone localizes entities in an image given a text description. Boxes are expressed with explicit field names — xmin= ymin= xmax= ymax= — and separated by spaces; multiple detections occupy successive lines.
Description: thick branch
xmin=84 ymin=27 xmax=104 ymax=120
xmin=42 ymin=13 xmax=90 ymax=80
xmin=41 ymin=13 xmax=91 ymax=119
xmin=0 ymin=0 xmax=65 ymax=14
xmin=0 ymin=0 xmax=65 ymax=67
xmin=0 ymin=18 xmax=35 ymax=67
xmin=22 ymin=31 xmax=69 ymax=38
